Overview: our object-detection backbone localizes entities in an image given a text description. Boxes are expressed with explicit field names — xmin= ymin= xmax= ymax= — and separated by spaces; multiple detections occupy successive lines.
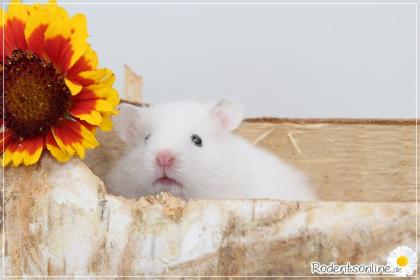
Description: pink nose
xmin=156 ymin=150 xmax=175 ymax=167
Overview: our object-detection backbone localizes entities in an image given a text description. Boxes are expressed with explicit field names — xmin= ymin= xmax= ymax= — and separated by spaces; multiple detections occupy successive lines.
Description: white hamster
xmin=105 ymin=99 xmax=317 ymax=200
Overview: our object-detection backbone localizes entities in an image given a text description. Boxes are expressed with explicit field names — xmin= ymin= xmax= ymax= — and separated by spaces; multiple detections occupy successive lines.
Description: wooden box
xmin=2 ymin=118 xmax=416 ymax=277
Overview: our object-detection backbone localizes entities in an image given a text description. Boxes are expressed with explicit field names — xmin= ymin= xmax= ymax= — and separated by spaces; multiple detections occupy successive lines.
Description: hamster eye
xmin=144 ymin=134 xmax=151 ymax=143
xmin=191 ymin=134 xmax=203 ymax=147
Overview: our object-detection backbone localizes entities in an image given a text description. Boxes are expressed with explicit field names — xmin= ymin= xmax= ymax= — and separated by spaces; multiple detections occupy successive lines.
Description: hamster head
xmin=116 ymin=98 xmax=244 ymax=198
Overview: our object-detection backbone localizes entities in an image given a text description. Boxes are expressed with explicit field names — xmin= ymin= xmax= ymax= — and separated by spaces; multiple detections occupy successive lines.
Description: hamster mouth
xmin=154 ymin=177 xmax=182 ymax=188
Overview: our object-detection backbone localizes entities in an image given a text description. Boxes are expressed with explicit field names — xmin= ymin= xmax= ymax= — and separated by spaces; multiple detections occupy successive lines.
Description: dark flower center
xmin=1 ymin=49 xmax=72 ymax=139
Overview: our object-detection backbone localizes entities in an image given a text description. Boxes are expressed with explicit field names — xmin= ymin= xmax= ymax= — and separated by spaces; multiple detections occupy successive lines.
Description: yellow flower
xmin=1 ymin=0 xmax=119 ymax=166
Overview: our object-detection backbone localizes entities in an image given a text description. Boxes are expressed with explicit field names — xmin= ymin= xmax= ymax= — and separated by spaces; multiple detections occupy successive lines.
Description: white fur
xmin=106 ymin=99 xmax=318 ymax=201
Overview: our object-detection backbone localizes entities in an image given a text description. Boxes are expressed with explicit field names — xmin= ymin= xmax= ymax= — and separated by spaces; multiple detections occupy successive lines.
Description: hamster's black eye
xmin=145 ymin=134 xmax=151 ymax=143
xmin=191 ymin=134 xmax=203 ymax=147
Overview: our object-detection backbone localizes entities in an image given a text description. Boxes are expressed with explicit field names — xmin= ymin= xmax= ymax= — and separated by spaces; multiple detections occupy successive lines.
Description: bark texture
xmin=3 ymin=156 xmax=416 ymax=277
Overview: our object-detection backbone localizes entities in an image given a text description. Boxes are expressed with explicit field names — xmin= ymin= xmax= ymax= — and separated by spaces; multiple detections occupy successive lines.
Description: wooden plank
xmin=245 ymin=117 xmax=416 ymax=125
xmin=237 ymin=120 xmax=417 ymax=202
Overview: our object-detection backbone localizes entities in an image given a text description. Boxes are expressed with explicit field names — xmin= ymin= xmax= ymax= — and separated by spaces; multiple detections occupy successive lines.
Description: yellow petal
xmin=44 ymin=14 xmax=71 ymax=40
xmin=105 ymin=88 xmax=120 ymax=106
xmin=68 ymin=37 xmax=88 ymax=69
xmin=80 ymin=68 xmax=115 ymax=87
xmin=75 ymin=111 xmax=103 ymax=126
xmin=73 ymin=143 xmax=85 ymax=159
xmin=89 ymin=87 xmax=120 ymax=106
xmin=51 ymin=129 xmax=75 ymax=156
xmin=47 ymin=143 xmax=71 ymax=163
xmin=79 ymin=125 xmax=99 ymax=148
xmin=46 ymin=132 xmax=71 ymax=163
xmin=7 ymin=0 xmax=28 ymax=22
xmin=95 ymin=99 xmax=115 ymax=113
xmin=0 ymin=9 xmax=6 ymax=28
xmin=70 ymin=13 xmax=88 ymax=41
xmin=25 ymin=3 xmax=67 ymax=39
xmin=43 ymin=2 xmax=67 ymax=21
xmin=23 ymin=146 xmax=43 ymax=166
xmin=12 ymin=148 xmax=24 ymax=167
xmin=25 ymin=5 xmax=50 ymax=42
xmin=44 ymin=13 xmax=88 ymax=70
xmin=65 ymin=78 xmax=83 ymax=95
xmin=82 ymin=45 xmax=99 ymax=69
xmin=99 ymin=115 xmax=113 ymax=132
xmin=2 ymin=149 xmax=13 ymax=166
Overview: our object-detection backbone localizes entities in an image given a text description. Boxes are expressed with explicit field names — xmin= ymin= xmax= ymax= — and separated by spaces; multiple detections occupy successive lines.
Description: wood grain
xmin=3 ymin=157 xmax=416 ymax=277
xmin=236 ymin=120 xmax=417 ymax=202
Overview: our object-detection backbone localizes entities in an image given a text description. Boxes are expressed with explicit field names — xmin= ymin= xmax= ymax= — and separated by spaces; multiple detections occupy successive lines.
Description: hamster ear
xmin=208 ymin=98 xmax=244 ymax=132
xmin=113 ymin=103 xmax=145 ymax=146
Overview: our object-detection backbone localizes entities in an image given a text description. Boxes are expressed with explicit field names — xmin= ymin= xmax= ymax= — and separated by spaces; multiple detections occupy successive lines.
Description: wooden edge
xmin=244 ymin=117 xmax=417 ymax=125
xmin=119 ymin=99 xmax=147 ymax=107
xmin=118 ymin=103 xmax=416 ymax=125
